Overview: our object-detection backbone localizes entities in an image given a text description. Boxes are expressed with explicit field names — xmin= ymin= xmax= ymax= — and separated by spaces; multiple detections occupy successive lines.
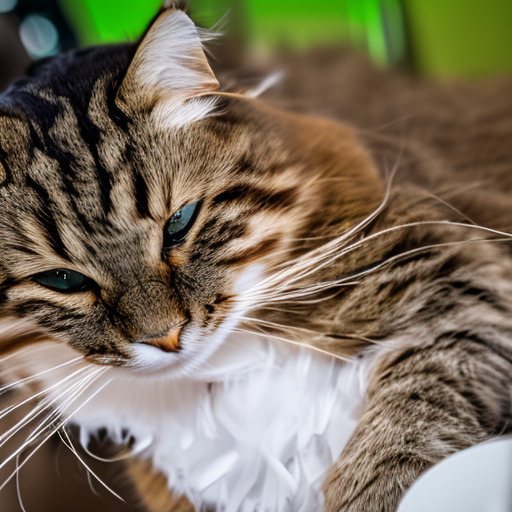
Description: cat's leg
xmin=323 ymin=332 xmax=512 ymax=511
xmin=126 ymin=458 xmax=195 ymax=512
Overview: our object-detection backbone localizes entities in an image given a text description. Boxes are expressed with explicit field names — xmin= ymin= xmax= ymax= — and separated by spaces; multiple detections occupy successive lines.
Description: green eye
xmin=33 ymin=269 xmax=89 ymax=293
xmin=164 ymin=202 xmax=200 ymax=247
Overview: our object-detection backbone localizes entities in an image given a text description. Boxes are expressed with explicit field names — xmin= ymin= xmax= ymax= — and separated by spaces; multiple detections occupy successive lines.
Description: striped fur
xmin=1 ymin=5 xmax=512 ymax=512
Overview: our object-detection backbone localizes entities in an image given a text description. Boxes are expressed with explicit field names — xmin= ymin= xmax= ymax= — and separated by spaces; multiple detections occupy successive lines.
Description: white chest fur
xmin=14 ymin=333 xmax=370 ymax=511
xmin=67 ymin=334 xmax=369 ymax=511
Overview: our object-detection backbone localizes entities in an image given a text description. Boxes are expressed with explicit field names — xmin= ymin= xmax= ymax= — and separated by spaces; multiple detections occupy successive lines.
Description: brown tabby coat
xmin=1 ymin=5 xmax=512 ymax=511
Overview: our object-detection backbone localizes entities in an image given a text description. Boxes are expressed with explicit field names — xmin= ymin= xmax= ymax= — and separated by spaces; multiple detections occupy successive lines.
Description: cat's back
xmin=263 ymin=50 xmax=512 ymax=232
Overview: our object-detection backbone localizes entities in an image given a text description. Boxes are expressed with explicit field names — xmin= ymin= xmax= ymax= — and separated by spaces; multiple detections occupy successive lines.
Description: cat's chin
xmin=121 ymin=313 xmax=243 ymax=379
xmin=125 ymin=342 xmax=218 ymax=379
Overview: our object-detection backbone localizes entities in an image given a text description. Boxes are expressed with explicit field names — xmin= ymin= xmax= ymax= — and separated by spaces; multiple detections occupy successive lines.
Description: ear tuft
xmin=117 ymin=9 xmax=220 ymax=128
xmin=162 ymin=0 xmax=189 ymax=12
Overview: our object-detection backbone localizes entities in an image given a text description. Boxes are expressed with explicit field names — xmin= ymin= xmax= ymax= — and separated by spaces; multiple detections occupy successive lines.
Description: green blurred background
xmin=1 ymin=0 xmax=511 ymax=78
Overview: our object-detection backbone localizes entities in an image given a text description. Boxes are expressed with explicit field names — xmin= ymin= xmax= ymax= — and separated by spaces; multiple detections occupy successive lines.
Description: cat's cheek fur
xmin=127 ymin=264 xmax=265 ymax=377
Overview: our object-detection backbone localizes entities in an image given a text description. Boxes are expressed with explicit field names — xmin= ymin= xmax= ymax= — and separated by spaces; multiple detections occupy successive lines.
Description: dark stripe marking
xmin=25 ymin=175 xmax=71 ymax=261
xmin=212 ymin=184 xmax=297 ymax=211
xmin=217 ymin=238 xmax=279 ymax=266
xmin=133 ymin=170 xmax=152 ymax=219
xmin=0 ymin=145 xmax=13 ymax=187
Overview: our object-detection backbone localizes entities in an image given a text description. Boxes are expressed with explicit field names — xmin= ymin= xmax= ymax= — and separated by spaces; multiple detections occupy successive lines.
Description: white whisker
xmin=0 ymin=372 xmax=112 ymax=492
xmin=58 ymin=427 xmax=126 ymax=502
xmin=239 ymin=315 xmax=376 ymax=341
xmin=0 ymin=366 xmax=90 ymax=443
xmin=306 ymin=236 xmax=512 ymax=290
xmin=85 ymin=467 xmax=100 ymax=497
xmin=236 ymin=181 xmax=398 ymax=297
xmin=0 ymin=368 xmax=101 ymax=464
xmin=236 ymin=219 xmax=512 ymax=310
xmin=255 ymin=291 xmax=346 ymax=306
xmin=232 ymin=327 xmax=352 ymax=362
xmin=0 ymin=356 xmax=82 ymax=395
xmin=234 ymin=282 xmax=359 ymax=308
xmin=79 ymin=435 xmax=144 ymax=463
xmin=15 ymin=453 xmax=27 ymax=512
xmin=23 ymin=368 xmax=106 ymax=448
xmin=422 ymin=191 xmax=479 ymax=227
xmin=253 ymin=236 xmax=511 ymax=309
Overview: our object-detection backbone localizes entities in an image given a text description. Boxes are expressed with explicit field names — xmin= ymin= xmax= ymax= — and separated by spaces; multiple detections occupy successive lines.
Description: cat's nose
xmin=138 ymin=325 xmax=182 ymax=353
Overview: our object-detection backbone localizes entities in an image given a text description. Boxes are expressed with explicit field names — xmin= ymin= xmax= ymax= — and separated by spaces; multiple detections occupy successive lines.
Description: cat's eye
xmin=33 ymin=269 xmax=90 ymax=293
xmin=163 ymin=202 xmax=200 ymax=247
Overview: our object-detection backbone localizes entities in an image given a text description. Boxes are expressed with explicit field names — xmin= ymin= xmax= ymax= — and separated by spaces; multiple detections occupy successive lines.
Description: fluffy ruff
xmin=30 ymin=333 xmax=372 ymax=510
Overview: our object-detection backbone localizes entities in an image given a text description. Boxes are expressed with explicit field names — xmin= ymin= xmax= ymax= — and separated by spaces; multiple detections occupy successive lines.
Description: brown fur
xmin=127 ymin=459 xmax=194 ymax=512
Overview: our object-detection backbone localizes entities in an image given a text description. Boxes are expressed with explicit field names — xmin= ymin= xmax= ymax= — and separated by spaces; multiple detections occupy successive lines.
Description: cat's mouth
xmin=82 ymin=313 xmax=240 ymax=378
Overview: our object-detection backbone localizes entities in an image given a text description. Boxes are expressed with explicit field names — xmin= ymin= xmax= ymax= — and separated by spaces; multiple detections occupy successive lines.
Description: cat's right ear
xmin=116 ymin=7 xmax=220 ymax=129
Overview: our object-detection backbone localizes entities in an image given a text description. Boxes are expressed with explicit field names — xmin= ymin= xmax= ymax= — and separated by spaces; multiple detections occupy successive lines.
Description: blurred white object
xmin=398 ymin=437 xmax=512 ymax=512
xmin=19 ymin=14 xmax=59 ymax=58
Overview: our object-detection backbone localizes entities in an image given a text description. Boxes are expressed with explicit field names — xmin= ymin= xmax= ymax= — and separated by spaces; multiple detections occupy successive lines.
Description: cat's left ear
xmin=116 ymin=8 xmax=220 ymax=128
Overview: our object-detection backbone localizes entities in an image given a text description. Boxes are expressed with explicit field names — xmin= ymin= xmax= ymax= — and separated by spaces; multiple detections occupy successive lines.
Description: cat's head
xmin=0 ymin=7 xmax=382 ymax=375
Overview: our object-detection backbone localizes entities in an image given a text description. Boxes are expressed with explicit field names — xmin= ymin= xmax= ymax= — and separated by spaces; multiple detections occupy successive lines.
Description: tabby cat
xmin=1 ymin=4 xmax=512 ymax=512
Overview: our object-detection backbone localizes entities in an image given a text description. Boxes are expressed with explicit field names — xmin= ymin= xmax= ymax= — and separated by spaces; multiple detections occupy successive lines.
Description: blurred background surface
xmin=0 ymin=1 xmax=511 ymax=511
xmin=0 ymin=0 xmax=512 ymax=92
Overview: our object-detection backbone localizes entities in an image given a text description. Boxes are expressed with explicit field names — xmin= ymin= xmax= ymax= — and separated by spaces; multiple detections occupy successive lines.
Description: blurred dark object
xmin=0 ymin=14 xmax=30 ymax=91
xmin=0 ymin=0 xmax=78 ymax=92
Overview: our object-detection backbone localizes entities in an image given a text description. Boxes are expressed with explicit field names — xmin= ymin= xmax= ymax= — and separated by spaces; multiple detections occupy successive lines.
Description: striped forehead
xmin=0 ymin=92 xmax=163 ymax=268
xmin=10 ymin=93 xmax=129 ymax=219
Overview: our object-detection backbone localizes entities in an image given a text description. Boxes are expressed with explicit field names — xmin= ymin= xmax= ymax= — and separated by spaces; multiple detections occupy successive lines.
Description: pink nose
xmin=140 ymin=325 xmax=182 ymax=353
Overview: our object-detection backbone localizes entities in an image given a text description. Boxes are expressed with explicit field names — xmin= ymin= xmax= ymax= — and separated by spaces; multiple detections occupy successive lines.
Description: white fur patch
xmin=13 ymin=337 xmax=370 ymax=511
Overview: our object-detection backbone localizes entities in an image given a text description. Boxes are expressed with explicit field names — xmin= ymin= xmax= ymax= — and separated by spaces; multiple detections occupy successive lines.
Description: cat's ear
xmin=116 ymin=7 xmax=219 ymax=128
